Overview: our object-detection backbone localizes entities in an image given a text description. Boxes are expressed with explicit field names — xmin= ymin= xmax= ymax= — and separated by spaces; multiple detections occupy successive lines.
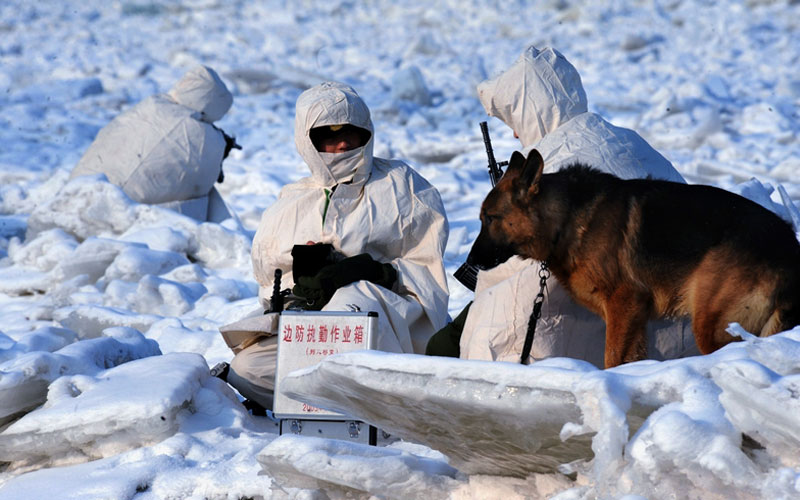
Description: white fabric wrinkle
xmin=319 ymin=147 xmax=365 ymax=185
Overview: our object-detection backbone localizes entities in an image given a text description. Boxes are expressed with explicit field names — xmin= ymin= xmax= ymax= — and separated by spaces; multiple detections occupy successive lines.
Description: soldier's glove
xmin=222 ymin=130 xmax=242 ymax=159
xmin=292 ymin=253 xmax=397 ymax=310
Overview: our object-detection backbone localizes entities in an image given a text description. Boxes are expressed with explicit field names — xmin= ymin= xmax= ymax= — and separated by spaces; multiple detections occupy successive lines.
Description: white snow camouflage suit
xmin=71 ymin=65 xmax=234 ymax=223
xmin=227 ymin=82 xmax=449 ymax=408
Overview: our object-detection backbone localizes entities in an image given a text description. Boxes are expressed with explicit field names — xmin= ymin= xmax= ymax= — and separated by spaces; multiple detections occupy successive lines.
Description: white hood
xmin=294 ymin=82 xmax=374 ymax=188
xmin=477 ymin=46 xmax=588 ymax=148
xmin=167 ymin=65 xmax=233 ymax=123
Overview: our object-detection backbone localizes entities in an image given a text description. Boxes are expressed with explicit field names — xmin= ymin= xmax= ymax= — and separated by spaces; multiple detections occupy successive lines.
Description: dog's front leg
xmin=602 ymin=287 xmax=652 ymax=368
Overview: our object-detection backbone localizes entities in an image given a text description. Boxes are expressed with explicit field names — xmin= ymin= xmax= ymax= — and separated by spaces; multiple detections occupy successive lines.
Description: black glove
xmin=221 ymin=130 xmax=242 ymax=159
xmin=214 ymin=126 xmax=242 ymax=183
xmin=291 ymin=243 xmax=339 ymax=280
xmin=292 ymin=253 xmax=397 ymax=310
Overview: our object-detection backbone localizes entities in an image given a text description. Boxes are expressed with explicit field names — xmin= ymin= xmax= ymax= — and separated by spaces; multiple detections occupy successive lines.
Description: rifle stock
xmin=270 ymin=269 xmax=284 ymax=313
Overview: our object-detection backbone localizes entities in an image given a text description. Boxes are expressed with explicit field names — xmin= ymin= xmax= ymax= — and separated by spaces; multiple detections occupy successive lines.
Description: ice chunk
xmin=258 ymin=434 xmax=460 ymax=498
xmin=201 ymin=277 xmax=258 ymax=302
xmin=191 ymin=223 xmax=251 ymax=269
xmin=0 ymin=266 xmax=51 ymax=295
xmin=0 ymin=352 xmax=205 ymax=469
xmin=54 ymin=304 xmax=161 ymax=339
xmin=105 ymin=275 xmax=207 ymax=316
xmin=103 ymin=246 xmax=190 ymax=282
xmin=0 ymin=326 xmax=77 ymax=363
xmin=280 ymin=351 xmax=597 ymax=476
xmin=26 ymin=175 xmax=138 ymax=241
xmin=713 ymin=359 xmax=800 ymax=467
xmin=0 ymin=373 xmax=275 ymax=500
xmin=161 ymin=263 xmax=208 ymax=283
xmin=119 ymin=226 xmax=193 ymax=254
xmin=50 ymin=237 xmax=133 ymax=284
xmin=8 ymin=227 xmax=78 ymax=272
xmin=0 ymin=327 xmax=159 ymax=424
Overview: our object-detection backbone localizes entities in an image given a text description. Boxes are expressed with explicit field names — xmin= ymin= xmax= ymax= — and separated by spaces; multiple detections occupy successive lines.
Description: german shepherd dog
xmin=467 ymin=149 xmax=800 ymax=367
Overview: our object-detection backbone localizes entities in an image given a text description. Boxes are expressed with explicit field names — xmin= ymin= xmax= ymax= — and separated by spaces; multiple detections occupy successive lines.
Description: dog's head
xmin=467 ymin=149 xmax=546 ymax=270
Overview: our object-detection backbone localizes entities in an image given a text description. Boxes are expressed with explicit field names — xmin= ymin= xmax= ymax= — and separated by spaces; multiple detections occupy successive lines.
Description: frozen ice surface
xmin=1 ymin=0 xmax=800 ymax=498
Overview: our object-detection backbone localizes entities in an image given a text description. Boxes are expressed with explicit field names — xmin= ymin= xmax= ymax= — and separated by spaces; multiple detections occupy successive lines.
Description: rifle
xmin=452 ymin=121 xmax=509 ymax=291
xmin=270 ymin=269 xmax=287 ymax=313
xmin=480 ymin=121 xmax=508 ymax=187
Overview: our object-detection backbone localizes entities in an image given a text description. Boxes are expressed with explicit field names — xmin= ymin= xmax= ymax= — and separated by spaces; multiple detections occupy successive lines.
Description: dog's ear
xmin=504 ymin=151 xmax=526 ymax=178
xmin=520 ymin=149 xmax=545 ymax=196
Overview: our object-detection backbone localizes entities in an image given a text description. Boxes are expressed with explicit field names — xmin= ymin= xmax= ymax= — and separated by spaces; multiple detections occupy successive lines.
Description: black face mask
xmin=309 ymin=124 xmax=371 ymax=151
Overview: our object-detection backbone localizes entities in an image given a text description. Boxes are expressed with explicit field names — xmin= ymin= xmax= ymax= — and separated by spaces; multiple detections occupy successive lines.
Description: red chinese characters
xmin=282 ymin=321 xmax=365 ymax=345
xmin=282 ymin=324 xmax=293 ymax=343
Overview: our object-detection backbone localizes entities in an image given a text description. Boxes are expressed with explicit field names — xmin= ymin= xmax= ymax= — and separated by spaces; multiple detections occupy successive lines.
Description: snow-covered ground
xmin=1 ymin=1 xmax=799 ymax=498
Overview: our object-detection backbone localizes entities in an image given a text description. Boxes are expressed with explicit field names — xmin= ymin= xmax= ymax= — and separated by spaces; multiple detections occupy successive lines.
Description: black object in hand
xmin=292 ymin=253 xmax=397 ymax=310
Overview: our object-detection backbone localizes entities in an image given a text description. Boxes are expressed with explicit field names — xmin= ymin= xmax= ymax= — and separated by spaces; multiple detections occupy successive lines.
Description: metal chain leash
xmin=520 ymin=261 xmax=550 ymax=364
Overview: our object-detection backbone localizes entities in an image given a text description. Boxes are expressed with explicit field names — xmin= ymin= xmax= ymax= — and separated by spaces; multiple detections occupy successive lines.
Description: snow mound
xmin=0 ymin=327 xmax=159 ymax=424
xmin=0 ymin=352 xmax=209 ymax=473
xmin=259 ymin=434 xmax=459 ymax=499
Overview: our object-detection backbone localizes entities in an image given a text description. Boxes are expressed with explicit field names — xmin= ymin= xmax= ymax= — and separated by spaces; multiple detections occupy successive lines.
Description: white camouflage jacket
xmin=251 ymin=82 xmax=449 ymax=354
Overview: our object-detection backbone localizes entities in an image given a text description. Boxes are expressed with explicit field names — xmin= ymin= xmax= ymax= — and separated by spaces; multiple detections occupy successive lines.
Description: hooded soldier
xmin=225 ymin=82 xmax=449 ymax=410
xmin=428 ymin=46 xmax=696 ymax=367
xmin=70 ymin=65 xmax=237 ymax=223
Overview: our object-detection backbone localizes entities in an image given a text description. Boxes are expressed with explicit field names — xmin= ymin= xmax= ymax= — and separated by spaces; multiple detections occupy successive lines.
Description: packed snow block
xmin=0 ymin=266 xmax=51 ymax=295
xmin=26 ymin=175 xmax=139 ymax=241
xmin=50 ymin=237 xmax=132 ymax=284
xmin=0 ymin=326 xmax=77 ymax=364
xmin=713 ymin=359 xmax=800 ymax=467
xmin=0 ymin=328 xmax=160 ymax=425
xmin=0 ymin=352 xmax=205 ymax=465
xmin=279 ymin=351 xmax=601 ymax=476
xmin=54 ymin=304 xmax=161 ymax=339
xmin=190 ymin=223 xmax=251 ymax=269
xmin=258 ymin=434 xmax=460 ymax=499
xmin=105 ymin=274 xmax=207 ymax=317
xmin=103 ymin=246 xmax=191 ymax=282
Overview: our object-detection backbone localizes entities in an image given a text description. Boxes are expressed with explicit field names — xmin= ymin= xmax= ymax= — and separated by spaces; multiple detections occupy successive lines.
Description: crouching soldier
xmin=222 ymin=81 xmax=449 ymax=412
xmin=70 ymin=65 xmax=240 ymax=223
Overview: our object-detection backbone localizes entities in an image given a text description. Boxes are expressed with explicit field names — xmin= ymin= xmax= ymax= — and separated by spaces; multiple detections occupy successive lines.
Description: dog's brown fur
xmin=467 ymin=149 xmax=800 ymax=367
